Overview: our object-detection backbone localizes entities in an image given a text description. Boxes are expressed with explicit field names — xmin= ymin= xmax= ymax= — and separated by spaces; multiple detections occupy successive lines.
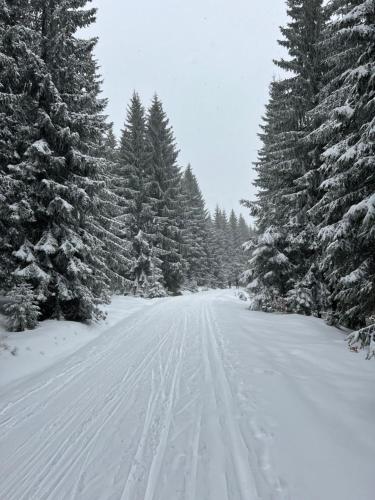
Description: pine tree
xmin=4 ymin=283 xmax=41 ymax=332
xmin=206 ymin=215 xmax=225 ymax=288
xmin=243 ymin=82 xmax=294 ymax=310
xmin=244 ymin=226 xmax=293 ymax=311
xmin=2 ymin=0 xmax=110 ymax=322
xmin=238 ymin=214 xmax=254 ymax=271
xmin=145 ymin=96 xmax=185 ymax=294
xmin=0 ymin=1 xmax=37 ymax=293
xmin=310 ymin=0 xmax=375 ymax=327
xmin=228 ymin=210 xmax=242 ymax=284
xmin=244 ymin=0 xmax=327 ymax=313
xmin=273 ymin=0 xmax=326 ymax=309
xmin=212 ymin=207 xmax=231 ymax=287
xmin=114 ymin=93 xmax=166 ymax=297
xmin=88 ymin=122 xmax=134 ymax=296
xmin=104 ymin=125 xmax=118 ymax=163
xmin=181 ymin=165 xmax=211 ymax=289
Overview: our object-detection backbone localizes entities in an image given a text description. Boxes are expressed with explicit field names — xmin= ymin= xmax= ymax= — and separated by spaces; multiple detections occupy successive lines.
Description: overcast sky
xmin=83 ymin=0 xmax=287 ymax=220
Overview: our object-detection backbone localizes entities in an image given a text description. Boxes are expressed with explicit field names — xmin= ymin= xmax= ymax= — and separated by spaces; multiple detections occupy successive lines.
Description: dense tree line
xmin=243 ymin=0 xmax=375 ymax=352
xmin=0 ymin=0 xmax=252 ymax=331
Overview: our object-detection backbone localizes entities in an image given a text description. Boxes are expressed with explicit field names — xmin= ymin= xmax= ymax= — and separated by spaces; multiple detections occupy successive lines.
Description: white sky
xmin=83 ymin=0 xmax=287 ymax=220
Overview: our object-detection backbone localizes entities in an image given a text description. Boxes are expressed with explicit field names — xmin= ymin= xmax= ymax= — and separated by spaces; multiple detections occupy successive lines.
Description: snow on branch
xmin=347 ymin=324 xmax=375 ymax=360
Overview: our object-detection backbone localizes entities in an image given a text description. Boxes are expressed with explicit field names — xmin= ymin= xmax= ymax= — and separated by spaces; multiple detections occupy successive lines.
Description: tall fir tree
xmin=0 ymin=0 xmax=37 ymax=293
xmin=1 ymin=0 xmax=111 ymax=323
xmin=88 ymin=122 xmax=134 ymax=295
xmin=243 ymin=82 xmax=295 ymax=309
xmin=244 ymin=0 xmax=327 ymax=314
xmin=309 ymin=0 xmax=375 ymax=327
xmin=181 ymin=165 xmax=211 ymax=289
xmin=228 ymin=210 xmax=242 ymax=284
xmin=145 ymin=96 xmax=185 ymax=294
xmin=115 ymin=93 xmax=165 ymax=297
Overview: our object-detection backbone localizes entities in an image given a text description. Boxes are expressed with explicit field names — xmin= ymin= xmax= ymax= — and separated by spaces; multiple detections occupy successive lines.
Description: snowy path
xmin=0 ymin=290 xmax=374 ymax=500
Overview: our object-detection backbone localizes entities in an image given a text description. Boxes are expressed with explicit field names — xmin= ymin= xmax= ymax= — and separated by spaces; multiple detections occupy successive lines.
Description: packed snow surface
xmin=0 ymin=289 xmax=374 ymax=500
xmin=0 ymin=296 xmax=159 ymax=388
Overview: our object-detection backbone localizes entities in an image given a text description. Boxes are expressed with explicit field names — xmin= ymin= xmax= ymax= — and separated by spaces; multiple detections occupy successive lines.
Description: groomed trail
xmin=0 ymin=290 xmax=374 ymax=500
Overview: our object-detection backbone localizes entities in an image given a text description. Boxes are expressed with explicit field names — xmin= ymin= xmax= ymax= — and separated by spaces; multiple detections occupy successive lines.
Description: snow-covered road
xmin=0 ymin=290 xmax=374 ymax=500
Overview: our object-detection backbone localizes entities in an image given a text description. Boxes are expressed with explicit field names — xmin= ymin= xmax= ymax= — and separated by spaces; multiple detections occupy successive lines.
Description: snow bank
xmin=0 ymin=295 xmax=158 ymax=388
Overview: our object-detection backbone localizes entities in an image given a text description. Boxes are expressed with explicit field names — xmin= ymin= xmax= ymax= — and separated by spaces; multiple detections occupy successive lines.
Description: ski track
xmin=0 ymin=289 xmax=373 ymax=500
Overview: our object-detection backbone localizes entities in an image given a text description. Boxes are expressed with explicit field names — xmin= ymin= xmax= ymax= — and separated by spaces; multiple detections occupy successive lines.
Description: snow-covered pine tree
xmin=238 ymin=214 xmax=254 ymax=271
xmin=3 ymin=0 xmax=111 ymax=322
xmin=242 ymin=82 xmax=294 ymax=310
xmin=243 ymin=226 xmax=293 ymax=312
xmin=0 ymin=1 xmax=37 ymax=293
xmin=181 ymin=165 xmax=211 ymax=289
xmin=114 ymin=92 xmax=165 ymax=297
xmin=275 ymin=0 xmax=328 ymax=316
xmin=244 ymin=0 xmax=327 ymax=313
xmin=212 ymin=207 xmax=231 ymax=287
xmin=4 ymin=282 xmax=41 ymax=332
xmin=347 ymin=321 xmax=375 ymax=360
xmin=205 ymin=214 xmax=225 ymax=289
xmin=145 ymin=96 xmax=185 ymax=294
xmin=309 ymin=0 xmax=375 ymax=328
xmin=87 ymin=122 xmax=134 ymax=296
xmin=228 ymin=210 xmax=243 ymax=285
xmin=238 ymin=214 xmax=251 ymax=242
xmin=104 ymin=125 xmax=118 ymax=163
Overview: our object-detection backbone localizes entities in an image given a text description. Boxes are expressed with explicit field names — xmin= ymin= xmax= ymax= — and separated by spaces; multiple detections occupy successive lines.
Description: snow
xmin=13 ymin=240 xmax=35 ymax=263
xmin=14 ymin=262 xmax=50 ymax=281
xmin=346 ymin=193 xmax=375 ymax=222
xmin=35 ymin=231 xmax=58 ymax=255
xmin=29 ymin=139 xmax=51 ymax=156
xmin=48 ymin=196 xmax=74 ymax=215
xmin=0 ymin=289 xmax=374 ymax=500
xmin=259 ymin=229 xmax=280 ymax=245
xmin=0 ymin=296 xmax=160 ymax=388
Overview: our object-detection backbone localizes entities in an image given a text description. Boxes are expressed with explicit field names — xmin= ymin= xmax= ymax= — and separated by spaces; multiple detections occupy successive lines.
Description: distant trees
xmin=211 ymin=206 xmax=253 ymax=288
xmin=243 ymin=0 xmax=375 ymax=329
xmin=110 ymin=95 xmax=253 ymax=297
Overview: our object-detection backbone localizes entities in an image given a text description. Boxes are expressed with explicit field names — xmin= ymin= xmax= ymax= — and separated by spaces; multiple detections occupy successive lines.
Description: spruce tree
xmin=206 ymin=215 xmax=225 ymax=289
xmin=88 ymin=122 xmax=134 ymax=296
xmin=310 ymin=0 xmax=375 ymax=327
xmin=243 ymin=82 xmax=294 ymax=310
xmin=2 ymin=0 xmax=110 ymax=322
xmin=228 ymin=210 xmax=242 ymax=284
xmin=244 ymin=0 xmax=327 ymax=313
xmin=0 ymin=1 xmax=37 ymax=293
xmin=145 ymin=96 xmax=185 ymax=294
xmin=181 ymin=165 xmax=211 ymax=289
xmin=115 ymin=93 xmax=165 ymax=297
xmin=4 ymin=283 xmax=41 ymax=332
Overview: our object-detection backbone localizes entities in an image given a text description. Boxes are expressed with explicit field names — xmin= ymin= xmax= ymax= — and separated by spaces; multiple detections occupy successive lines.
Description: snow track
xmin=0 ymin=290 xmax=374 ymax=500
